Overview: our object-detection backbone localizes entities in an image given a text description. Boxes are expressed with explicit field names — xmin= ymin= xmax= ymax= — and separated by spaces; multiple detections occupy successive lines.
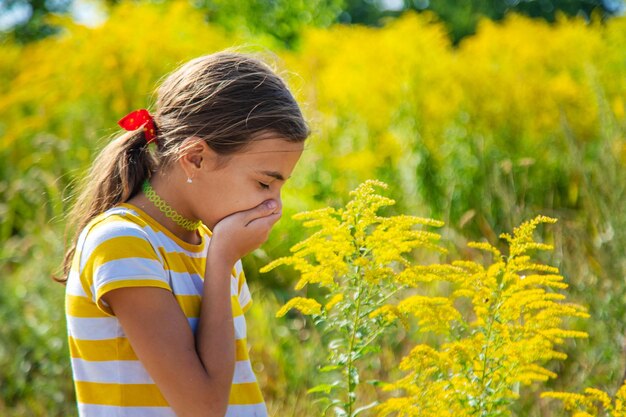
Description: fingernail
xmin=265 ymin=200 xmax=277 ymax=209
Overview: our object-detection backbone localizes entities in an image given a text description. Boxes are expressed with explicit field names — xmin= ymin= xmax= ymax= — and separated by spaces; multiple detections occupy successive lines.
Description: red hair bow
xmin=117 ymin=109 xmax=157 ymax=144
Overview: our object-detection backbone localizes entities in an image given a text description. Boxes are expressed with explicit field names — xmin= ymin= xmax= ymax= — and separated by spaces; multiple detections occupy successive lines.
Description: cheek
xmin=225 ymin=192 xmax=266 ymax=214
xmin=212 ymin=174 xmax=268 ymax=214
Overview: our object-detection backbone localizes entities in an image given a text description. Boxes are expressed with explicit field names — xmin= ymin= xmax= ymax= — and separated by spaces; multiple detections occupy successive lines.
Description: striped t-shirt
xmin=65 ymin=203 xmax=268 ymax=417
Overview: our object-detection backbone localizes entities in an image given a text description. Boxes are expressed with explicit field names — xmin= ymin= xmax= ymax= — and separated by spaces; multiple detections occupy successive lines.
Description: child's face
xmin=193 ymin=132 xmax=304 ymax=230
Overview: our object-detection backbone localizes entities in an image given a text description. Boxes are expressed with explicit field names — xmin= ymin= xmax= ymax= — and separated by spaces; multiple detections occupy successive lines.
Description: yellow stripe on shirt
xmin=231 ymin=295 xmax=243 ymax=317
xmin=174 ymin=294 xmax=201 ymax=317
xmin=82 ymin=236 xmax=160 ymax=272
xmin=75 ymin=381 xmax=168 ymax=407
xmin=229 ymin=382 xmax=265 ymax=405
xmin=174 ymin=295 xmax=243 ymax=318
xmin=157 ymin=247 xmax=205 ymax=273
xmin=235 ymin=338 xmax=250 ymax=361
xmin=69 ymin=337 xmax=139 ymax=361
xmin=67 ymin=295 xmax=106 ymax=318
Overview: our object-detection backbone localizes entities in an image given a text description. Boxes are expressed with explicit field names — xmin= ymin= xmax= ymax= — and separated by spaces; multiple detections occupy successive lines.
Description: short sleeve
xmin=235 ymin=260 xmax=253 ymax=313
xmin=79 ymin=219 xmax=171 ymax=316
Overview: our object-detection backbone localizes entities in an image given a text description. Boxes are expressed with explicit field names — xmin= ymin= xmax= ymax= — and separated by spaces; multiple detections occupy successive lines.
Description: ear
xmin=177 ymin=137 xmax=218 ymax=179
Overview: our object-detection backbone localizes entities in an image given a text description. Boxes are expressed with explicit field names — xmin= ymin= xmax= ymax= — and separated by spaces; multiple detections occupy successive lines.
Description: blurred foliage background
xmin=1 ymin=0 xmax=625 ymax=416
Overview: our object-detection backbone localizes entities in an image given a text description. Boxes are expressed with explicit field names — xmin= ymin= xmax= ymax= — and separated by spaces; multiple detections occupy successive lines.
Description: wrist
xmin=206 ymin=243 xmax=238 ymax=271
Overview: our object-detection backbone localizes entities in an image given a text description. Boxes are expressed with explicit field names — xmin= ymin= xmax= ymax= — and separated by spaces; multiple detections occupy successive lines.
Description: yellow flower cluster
xmin=261 ymin=206 xmax=353 ymax=291
xmin=542 ymin=380 xmax=626 ymax=416
xmin=275 ymin=297 xmax=322 ymax=318
xmin=261 ymin=179 xmax=444 ymax=311
xmin=376 ymin=216 xmax=589 ymax=416
xmin=371 ymin=295 xmax=461 ymax=335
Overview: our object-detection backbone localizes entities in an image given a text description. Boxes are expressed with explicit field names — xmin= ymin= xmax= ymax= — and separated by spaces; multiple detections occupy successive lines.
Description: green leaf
xmin=319 ymin=364 xmax=342 ymax=373
xmin=307 ymin=383 xmax=338 ymax=394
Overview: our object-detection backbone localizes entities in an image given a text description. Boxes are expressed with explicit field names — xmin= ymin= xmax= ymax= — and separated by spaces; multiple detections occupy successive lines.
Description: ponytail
xmin=58 ymin=130 xmax=156 ymax=281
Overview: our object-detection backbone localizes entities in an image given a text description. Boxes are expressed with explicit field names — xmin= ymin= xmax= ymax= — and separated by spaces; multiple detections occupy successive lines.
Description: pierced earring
xmin=187 ymin=177 xmax=193 ymax=184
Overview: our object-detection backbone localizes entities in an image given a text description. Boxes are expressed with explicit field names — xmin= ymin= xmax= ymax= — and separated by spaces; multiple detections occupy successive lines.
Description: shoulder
xmin=80 ymin=205 xmax=153 ymax=248
xmin=75 ymin=206 xmax=171 ymax=313
xmin=82 ymin=205 xmax=150 ymax=242
xmin=76 ymin=206 xmax=161 ymax=271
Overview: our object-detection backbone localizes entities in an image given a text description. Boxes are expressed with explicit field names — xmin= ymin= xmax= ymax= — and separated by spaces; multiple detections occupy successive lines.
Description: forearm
xmin=195 ymin=252 xmax=236 ymax=410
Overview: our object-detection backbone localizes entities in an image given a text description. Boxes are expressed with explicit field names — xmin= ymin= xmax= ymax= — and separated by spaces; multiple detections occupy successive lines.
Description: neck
xmin=126 ymin=183 xmax=202 ymax=245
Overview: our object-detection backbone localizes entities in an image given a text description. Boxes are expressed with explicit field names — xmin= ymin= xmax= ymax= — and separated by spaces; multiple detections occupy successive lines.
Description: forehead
xmin=219 ymin=135 xmax=304 ymax=176
xmin=237 ymin=136 xmax=304 ymax=158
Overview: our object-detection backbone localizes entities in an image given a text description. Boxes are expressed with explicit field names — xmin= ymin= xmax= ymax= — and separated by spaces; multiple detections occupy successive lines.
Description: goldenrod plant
xmin=542 ymin=380 xmax=626 ymax=416
xmin=375 ymin=215 xmax=589 ymax=417
xmin=264 ymin=181 xmax=589 ymax=416
xmin=261 ymin=180 xmax=445 ymax=416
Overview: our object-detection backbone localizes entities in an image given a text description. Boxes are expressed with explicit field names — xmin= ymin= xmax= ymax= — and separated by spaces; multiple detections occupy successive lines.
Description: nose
xmin=270 ymin=188 xmax=283 ymax=214
xmin=273 ymin=193 xmax=283 ymax=214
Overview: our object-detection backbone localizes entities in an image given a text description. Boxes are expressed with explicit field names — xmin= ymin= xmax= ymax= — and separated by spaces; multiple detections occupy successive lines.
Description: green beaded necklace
xmin=142 ymin=180 xmax=202 ymax=231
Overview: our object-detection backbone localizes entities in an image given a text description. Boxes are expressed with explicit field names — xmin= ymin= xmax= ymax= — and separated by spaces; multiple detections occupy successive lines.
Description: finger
xmin=243 ymin=200 xmax=279 ymax=224
xmin=244 ymin=211 xmax=282 ymax=230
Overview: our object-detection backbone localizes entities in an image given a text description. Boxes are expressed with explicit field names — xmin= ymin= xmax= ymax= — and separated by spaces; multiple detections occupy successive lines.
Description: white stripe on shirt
xmin=233 ymin=360 xmax=258 ymax=384
xmin=225 ymin=403 xmax=269 ymax=417
xmin=78 ymin=403 xmax=176 ymax=417
xmin=93 ymin=258 xmax=167 ymax=289
xmin=67 ymin=270 xmax=88 ymax=297
xmin=68 ymin=317 xmax=125 ymax=340
xmin=72 ymin=358 xmax=154 ymax=384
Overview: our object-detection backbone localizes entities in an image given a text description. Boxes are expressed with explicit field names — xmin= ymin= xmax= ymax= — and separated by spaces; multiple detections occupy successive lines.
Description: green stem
xmin=478 ymin=314 xmax=495 ymax=415
xmin=356 ymin=287 xmax=400 ymax=321
xmin=354 ymin=326 xmax=385 ymax=357
xmin=346 ymin=271 xmax=367 ymax=417
xmin=353 ymin=286 xmax=401 ymax=358
xmin=476 ymin=272 xmax=506 ymax=416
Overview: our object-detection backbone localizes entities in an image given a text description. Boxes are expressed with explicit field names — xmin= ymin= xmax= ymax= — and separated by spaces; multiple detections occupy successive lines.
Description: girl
xmin=61 ymin=51 xmax=310 ymax=417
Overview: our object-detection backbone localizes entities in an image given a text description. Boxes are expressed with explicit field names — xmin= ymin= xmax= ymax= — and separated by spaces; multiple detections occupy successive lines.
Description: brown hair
xmin=58 ymin=50 xmax=310 ymax=281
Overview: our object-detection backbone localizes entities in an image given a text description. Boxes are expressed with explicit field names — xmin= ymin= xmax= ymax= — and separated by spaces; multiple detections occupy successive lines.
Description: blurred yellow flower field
xmin=1 ymin=2 xmax=625 ymax=416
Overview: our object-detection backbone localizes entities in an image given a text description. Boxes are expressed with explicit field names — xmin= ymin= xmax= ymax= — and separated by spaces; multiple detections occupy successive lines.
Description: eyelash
xmin=258 ymin=182 xmax=270 ymax=190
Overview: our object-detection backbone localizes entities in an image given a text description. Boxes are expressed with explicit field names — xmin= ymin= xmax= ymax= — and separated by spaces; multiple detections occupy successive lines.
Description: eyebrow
xmin=258 ymin=170 xmax=288 ymax=181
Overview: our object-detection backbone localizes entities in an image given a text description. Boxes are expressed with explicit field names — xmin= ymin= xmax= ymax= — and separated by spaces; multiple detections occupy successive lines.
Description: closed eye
xmin=258 ymin=181 xmax=270 ymax=190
